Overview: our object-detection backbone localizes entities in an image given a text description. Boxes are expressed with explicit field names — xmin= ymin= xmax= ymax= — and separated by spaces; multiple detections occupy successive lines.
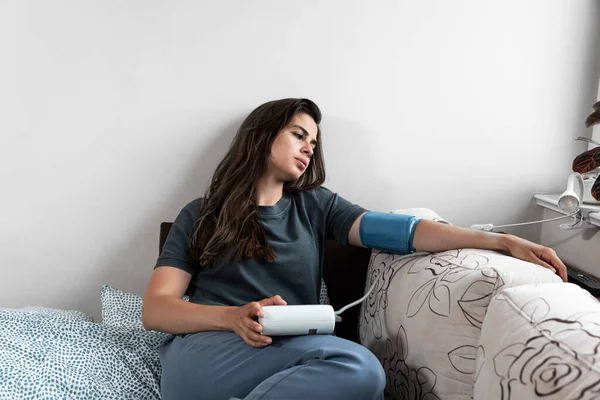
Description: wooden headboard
xmin=158 ymin=222 xmax=371 ymax=343
xmin=159 ymin=222 xmax=173 ymax=255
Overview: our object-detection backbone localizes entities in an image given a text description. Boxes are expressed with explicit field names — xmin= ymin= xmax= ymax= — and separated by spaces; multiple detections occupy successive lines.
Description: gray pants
xmin=159 ymin=331 xmax=386 ymax=400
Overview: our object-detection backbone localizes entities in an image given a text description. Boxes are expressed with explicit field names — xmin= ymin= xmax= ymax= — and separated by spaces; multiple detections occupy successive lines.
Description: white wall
xmin=1 ymin=0 xmax=599 ymax=320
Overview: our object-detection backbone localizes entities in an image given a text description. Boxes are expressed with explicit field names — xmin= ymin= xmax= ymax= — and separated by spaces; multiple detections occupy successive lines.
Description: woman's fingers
xmin=543 ymin=250 xmax=568 ymax=282
xmin=233 ymin=301 xmax=278 ymax=347
xmin=247 ymin=302 xmax=263 ymax=318
xmin=250 ymin=320 xmax=263 ymax=333
xmin=531 ymin=252 xmax=569 ymax=282
xmin=259 ymin=295 xmax=287 ymax=307
xmin=509 ymin=237 xmax=568 ymax=282
xmin=535 ymin=257 xmax=556 ymax=273
xmin=242 ymin=324 xmax=272 ymax=347
xmin=535 ymin=247 xmax=568 ymax=282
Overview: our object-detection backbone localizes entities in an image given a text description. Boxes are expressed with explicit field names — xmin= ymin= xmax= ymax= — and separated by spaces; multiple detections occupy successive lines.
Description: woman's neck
xmin=255 ymin=176 xmax=284 ymax=206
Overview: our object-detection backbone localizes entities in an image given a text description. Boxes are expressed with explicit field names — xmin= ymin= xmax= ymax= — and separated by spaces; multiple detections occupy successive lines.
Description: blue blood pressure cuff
xmin=359 ymin=212 xmax=421 ymax=255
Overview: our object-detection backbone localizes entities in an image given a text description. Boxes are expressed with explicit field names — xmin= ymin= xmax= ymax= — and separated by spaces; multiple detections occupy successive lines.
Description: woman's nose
xmin=302 ymin=145 xmax=313 ymax=157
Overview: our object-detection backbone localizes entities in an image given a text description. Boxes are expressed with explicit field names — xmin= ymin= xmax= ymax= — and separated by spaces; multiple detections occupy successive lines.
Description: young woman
xmin=142 ymin=98 xmax=567 ymax=400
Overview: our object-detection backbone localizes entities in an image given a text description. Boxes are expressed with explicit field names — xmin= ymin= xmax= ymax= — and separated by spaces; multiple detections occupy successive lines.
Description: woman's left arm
xmin=348 ymin=213 xmax=567 ymax=282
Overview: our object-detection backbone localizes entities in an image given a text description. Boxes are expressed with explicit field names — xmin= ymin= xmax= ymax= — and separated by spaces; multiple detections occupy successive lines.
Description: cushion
xmin=0 ymin=307 xmax=169 ymax=399
xmin=474 ymin=282 xmax=600 ymax=400
xmin=101 ymin=285 xmax=147 ymax=328
xmin=359 ymin=248 xmax=562 ymax=400
xmin=102 ymin=285 xmax=193 ymax=328
xmin=319 ymin=280 xmax=330 ymax=305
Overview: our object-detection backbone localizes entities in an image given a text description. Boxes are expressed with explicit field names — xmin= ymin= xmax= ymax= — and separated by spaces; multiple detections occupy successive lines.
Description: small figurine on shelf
xmin=572 ymin=101 xmax=600 ymax=202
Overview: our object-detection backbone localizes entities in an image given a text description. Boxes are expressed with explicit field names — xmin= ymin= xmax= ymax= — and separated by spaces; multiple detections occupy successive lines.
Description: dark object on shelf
xmin=565 ymin=264 xmax=600 ymax=297
xmin=585 ymin=100 xmax=600 ymax=128
xmin=572 ymin=147 xmax=600 ymax=175
xmin=571 ymin=101 xmax=600 ymax=201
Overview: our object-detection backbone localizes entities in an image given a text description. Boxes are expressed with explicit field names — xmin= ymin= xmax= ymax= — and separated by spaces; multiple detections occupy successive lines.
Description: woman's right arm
xmin=141 ymin=266 xmax=286 ymax=347
xmin=141 ymin=266 xmax=233 ymax=334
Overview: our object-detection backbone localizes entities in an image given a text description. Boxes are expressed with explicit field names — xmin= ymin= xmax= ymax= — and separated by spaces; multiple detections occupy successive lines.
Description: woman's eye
xmin=293 ymin=133 xmax=302 ymax=139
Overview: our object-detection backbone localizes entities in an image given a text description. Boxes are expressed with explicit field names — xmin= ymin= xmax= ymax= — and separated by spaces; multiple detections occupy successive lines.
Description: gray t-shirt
xmin=155 ymin=186 xmax=367 ymax=306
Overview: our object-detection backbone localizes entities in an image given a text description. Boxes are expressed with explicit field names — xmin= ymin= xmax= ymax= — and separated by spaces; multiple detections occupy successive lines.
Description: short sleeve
xmin=315 ymin=187 xmax=368 ymax=245
xmin=154 ymin=198 xmax=202 ymax=274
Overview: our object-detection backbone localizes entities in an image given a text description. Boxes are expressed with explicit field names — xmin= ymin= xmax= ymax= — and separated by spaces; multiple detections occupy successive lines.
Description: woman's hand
xmin=504 ymin=234 xmax=568 ymax=282
xmin=228 ymin=295 xmax=287 ymax=348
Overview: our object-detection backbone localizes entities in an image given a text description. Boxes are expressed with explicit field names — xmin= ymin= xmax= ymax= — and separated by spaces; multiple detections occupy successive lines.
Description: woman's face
xmin=266 ymin=113 xmax=318 ymax=182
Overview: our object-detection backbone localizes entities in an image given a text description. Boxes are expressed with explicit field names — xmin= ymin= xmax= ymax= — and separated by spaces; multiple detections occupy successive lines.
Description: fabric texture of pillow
xmin=0 ymin=307 xmax=169 ymax=399
xmin=0 ymin=306 xmax=93 ymax=323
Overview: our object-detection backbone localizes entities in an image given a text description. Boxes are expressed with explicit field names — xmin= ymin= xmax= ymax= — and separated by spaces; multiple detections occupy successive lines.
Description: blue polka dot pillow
xmin=0 ymin=305 xmax=170 ymax=399
xmin=101 ymin=285 xmax=190 ymax=328
xmin=319 ymin=279 xmax=330 ymax=305
xmin=0 ymin=306 xmax=94 ymax=322
xmin=101 ymin=285 xmax=146 ymax=328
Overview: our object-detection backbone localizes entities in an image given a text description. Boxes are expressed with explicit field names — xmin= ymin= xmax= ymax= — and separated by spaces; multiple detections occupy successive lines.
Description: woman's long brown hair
xmin=189 ymin=98 xmax=325 ymax=267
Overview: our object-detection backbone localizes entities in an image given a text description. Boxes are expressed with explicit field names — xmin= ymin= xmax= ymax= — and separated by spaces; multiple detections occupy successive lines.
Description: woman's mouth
xmin=295 ymin=158 xmax=307 ymax=170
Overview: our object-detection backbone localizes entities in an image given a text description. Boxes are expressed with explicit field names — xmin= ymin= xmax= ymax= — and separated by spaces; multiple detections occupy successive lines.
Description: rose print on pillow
xmin=383 ymin=325 xmax=441 ymax=400
xmin=492 ymin=298 xmax=600 ymax=399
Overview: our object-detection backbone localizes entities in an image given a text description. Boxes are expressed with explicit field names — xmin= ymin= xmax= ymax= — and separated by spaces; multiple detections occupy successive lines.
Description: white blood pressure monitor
xmin=258 ymin=305 xmax=335 ymax=336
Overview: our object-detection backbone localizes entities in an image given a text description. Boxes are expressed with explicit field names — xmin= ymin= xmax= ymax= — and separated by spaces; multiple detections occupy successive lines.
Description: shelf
xmin=533 ymin=193 xmax=600 ymax=228
xmin=590 ymin=212 xmax=600 ymax=227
